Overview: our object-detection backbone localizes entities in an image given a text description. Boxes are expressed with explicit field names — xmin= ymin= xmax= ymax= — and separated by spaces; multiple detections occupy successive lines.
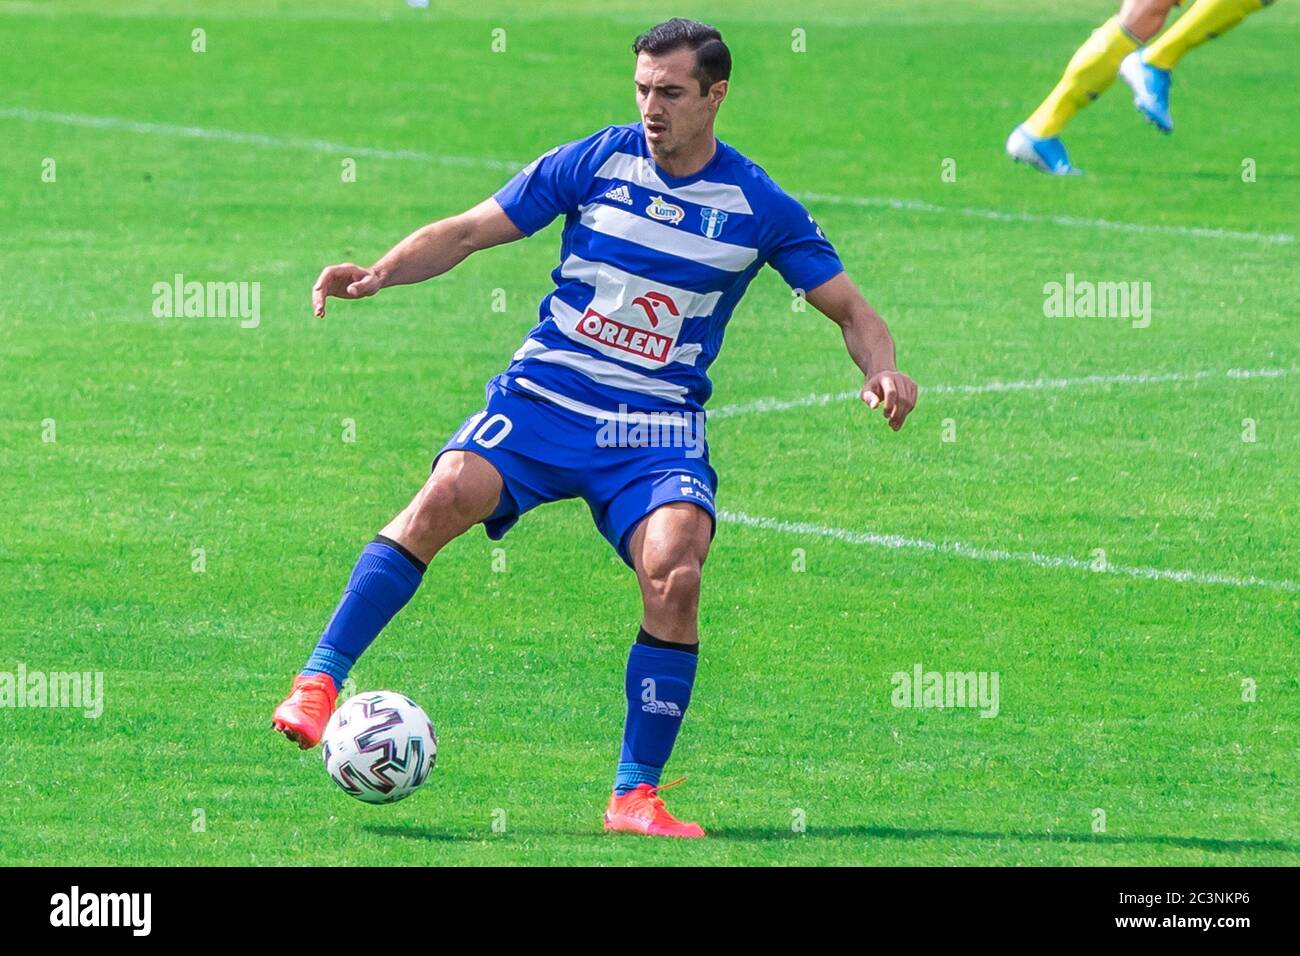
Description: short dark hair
xmin=632 ymin=18 xmax=731 ymax=95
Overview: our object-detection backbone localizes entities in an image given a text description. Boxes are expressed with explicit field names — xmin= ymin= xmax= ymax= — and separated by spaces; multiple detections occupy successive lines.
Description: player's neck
xmin=651 ymin=134 xmax=718 ymax=180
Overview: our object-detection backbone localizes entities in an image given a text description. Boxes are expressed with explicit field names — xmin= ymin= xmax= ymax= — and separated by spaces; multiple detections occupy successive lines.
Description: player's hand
xmin=312 ymin=263 xmax=382 ymax=317
xmin=861 ymin=370 xmax=917 ymax=431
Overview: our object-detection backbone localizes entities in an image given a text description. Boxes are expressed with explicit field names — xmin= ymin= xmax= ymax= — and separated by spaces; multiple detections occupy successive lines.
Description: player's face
xmin=634 ymin=49 xmax=726 ymax=158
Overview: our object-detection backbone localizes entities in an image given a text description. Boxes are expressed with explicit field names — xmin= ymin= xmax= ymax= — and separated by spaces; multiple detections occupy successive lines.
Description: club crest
xmin=700 ymin=207 xmax=729 ymax=238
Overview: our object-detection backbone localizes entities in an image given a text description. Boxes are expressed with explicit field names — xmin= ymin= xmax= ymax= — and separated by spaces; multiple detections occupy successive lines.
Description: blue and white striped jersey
xmin=492 ymin=122 xmax=844 ymax=417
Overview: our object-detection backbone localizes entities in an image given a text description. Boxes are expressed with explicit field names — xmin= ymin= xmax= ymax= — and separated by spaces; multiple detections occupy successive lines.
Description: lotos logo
xmin=645 ymin=195 xmax=685 ymax=224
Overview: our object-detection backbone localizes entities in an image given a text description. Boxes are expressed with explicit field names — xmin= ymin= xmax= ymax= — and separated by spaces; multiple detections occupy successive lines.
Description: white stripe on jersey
xmin=512 ymin=336 xmax=690 ymax=403
xmin=559 ymin=254 xmax=722 ymax=319
xmin=513 ymin=376 xmax=681 ymax=422
xmin=520 ymin=145 xmax=560 ymax=176
xmin=578 ymin=203 xmax=758 ymax=273
xmin=593 ymin=152 xmax=754 ymax=215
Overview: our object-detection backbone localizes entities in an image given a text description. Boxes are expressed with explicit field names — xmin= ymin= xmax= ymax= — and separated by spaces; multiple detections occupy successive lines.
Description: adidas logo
xmin=640 ymin=678 xmax=682 ymax=717
xmin=603 ymin=184 xmax=633 ymax=205
xmin=642 ymin=698 xmax=681 ymax=716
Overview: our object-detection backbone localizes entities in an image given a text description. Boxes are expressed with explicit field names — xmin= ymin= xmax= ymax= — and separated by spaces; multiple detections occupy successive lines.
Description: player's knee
xmin=642 ymin=556 xmax=702 ymax=613
xmin=1149 ymin=0 xmax=1180 ymax=19
xmin=1121 ymin=0 xmax=1178 ymax=39
xmin=405 ymin=472 xmax=485 ymax=547
xmin=421 ymin=475 xmax=476 ymax=523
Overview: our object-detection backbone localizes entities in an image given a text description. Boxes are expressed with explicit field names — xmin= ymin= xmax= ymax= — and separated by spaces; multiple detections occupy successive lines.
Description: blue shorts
xmin=435 ymin=375 xmax=717 ymax=568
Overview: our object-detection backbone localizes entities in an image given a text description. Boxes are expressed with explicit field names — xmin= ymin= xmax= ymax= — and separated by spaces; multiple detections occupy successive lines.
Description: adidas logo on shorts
xmin=603 ymin=184 xmax=633 ymax=206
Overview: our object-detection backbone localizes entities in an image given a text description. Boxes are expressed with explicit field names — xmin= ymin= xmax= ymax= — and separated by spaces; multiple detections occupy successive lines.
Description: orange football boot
xmin=604 ymin=777 xmax=705 ymax=839
xmin=271 ymin=673 xmax=339 ymax=749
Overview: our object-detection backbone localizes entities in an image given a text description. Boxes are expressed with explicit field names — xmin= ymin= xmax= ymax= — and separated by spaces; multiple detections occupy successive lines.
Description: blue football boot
xmin=1120 ymin=51 xmax=1174 ymax=133
xmin=1005 ymin=124 xmax=1080 ymax=176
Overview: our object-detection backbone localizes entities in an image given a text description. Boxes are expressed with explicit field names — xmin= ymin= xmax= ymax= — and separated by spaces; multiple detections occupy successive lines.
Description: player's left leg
xmin=629 ymin=500 xmax=711 ymax=645
xmin=1121 ymin=0 xmax=1275 ymax=132
xmin=1008 ymin=0 xmax=1180 ymax=174
xmin=604 ymin=502 xmax=712 ymax=838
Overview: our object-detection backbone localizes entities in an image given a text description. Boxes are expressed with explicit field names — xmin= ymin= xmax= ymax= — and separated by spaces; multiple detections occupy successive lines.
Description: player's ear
xmin=708 ymin=79 xmax=727 ymax=110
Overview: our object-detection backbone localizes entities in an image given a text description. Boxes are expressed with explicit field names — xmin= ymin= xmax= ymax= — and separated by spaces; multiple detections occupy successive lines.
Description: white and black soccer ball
xmin=322 ymin=691 xmax=437 ymax=804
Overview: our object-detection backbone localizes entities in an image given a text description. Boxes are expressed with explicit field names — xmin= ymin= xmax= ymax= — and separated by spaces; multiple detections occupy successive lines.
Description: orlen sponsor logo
xmin=576 ymin=292 xmax=680 ymax=363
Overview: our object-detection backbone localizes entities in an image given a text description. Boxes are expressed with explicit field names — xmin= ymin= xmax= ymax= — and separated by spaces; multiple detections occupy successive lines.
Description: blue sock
xmin=300 ymin=536 xmax=426 ymax=689
xmin=613 ymin=632 xmax=698 ymax=795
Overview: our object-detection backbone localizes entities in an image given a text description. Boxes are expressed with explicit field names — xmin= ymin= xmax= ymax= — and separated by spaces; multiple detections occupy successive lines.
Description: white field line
xmin=3 ymin=107 xmax=1294 ymax=243
xmin=719 ymin=509 xmax=1299 ymax=592
xmin=0 ymin=107 xmax=521 ymax=169
xmin=709 ymin=365 xmax=1300 ymax=421
xmin=796 ymin=191 xmax=1296 ymax=245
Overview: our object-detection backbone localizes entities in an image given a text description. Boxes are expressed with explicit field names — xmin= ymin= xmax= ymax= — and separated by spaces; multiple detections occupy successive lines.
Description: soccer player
xmin=1006 ymin=0 xmax=1276 ymax=175
xmin=272 ymin=18 xmax=917 ymax=837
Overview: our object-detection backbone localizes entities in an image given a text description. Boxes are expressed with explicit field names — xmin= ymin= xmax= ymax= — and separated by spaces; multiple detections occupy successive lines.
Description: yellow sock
xmin=1024 ymin=16 xmax=1139 ymax=138
xmin=1144 ymin=0 xmax=1270 ymax=71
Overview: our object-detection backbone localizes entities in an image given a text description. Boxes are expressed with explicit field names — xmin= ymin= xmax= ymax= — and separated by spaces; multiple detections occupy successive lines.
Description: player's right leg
xmin=271 ymin=451 xmax=502 ymax=749
xmin=1007 ymin=0 xmax=1179 ymax=174
xmin=377 ymin=450 xmax=504 ymax=565
xmin=1121 ymin=0 xmax=1274 ymax=133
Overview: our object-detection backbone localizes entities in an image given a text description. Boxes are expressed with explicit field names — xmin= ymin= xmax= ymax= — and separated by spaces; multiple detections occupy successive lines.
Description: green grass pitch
xmin=1 ymin=0 xmax=1296 ymax=866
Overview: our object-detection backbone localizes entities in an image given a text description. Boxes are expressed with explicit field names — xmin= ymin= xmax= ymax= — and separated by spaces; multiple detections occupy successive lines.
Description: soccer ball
xmin=322 ymin=691 xmax=437 ymax=804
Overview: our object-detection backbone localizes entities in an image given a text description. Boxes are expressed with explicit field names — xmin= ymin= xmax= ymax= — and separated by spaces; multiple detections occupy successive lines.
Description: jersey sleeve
xmin=765 ymin=196 xmax=845 ymax=294
xmin=493 ymin=130 xmax=607 ymax=237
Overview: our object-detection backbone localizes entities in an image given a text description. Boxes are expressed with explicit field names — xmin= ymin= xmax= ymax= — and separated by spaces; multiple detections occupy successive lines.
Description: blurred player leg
xmin=271 ymin=451 xmax=502 ymax=748
xmin=604 ymin=502 xmax=712 ymax=837
xmin=1144 ymin=0 xmax=1273 ymax=69
xmin=1008 ymin=1 xmax=1178 ymax=173
xmin=1121 ymin=0 xmax=1274 ymax=130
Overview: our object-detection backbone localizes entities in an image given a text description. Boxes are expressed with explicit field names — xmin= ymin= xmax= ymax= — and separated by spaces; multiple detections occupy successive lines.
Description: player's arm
xmin=805 ymin=272 xmax=918 ymax=432
xmin=312 ymin=198 xmax=524 ymax=317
